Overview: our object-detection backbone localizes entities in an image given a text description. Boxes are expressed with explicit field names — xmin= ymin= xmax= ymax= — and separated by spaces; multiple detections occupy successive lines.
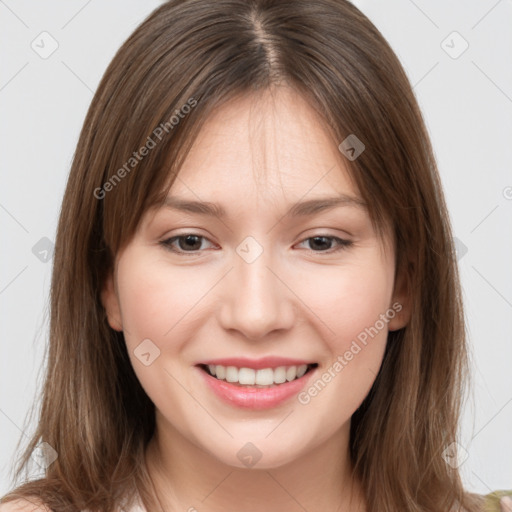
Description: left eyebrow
xmin=285 ymin=195 xmax=367 ymax=217
xmin=161 ymin=194 xmax=367 ymax=218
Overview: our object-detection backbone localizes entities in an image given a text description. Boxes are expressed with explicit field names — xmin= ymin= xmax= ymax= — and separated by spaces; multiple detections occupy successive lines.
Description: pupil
xmin=180 ymin=235 xmax=201 ymax=251
xmin=310 ymin=236 xmax=331 ymax=251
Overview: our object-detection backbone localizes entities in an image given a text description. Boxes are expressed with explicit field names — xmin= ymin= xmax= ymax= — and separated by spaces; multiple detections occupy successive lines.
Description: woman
xmin=1 ymin=0 xmax=509 ymax=510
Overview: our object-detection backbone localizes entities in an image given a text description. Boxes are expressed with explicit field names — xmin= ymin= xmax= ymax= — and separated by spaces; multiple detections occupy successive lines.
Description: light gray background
xmin=1 ymin=0 xmax=511 ymax=496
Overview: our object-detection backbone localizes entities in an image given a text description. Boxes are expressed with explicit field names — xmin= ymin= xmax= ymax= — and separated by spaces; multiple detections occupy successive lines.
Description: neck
xmin=144 ymin=413 xmax=367 ymax=512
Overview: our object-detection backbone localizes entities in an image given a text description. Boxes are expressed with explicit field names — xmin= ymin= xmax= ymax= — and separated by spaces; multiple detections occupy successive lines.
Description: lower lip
xmin=196 ymin=366 xmax=316 ymax=410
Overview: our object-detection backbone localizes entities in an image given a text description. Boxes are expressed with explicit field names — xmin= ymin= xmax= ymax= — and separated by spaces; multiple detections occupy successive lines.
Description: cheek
xmin=115 ymin=253 xmax=213 ymax=410
xmin=116 ymin=253 xmax=212 ymax=348
xmin=301 ymin=257 xmax=393 ymax=407
xmin=298 ymin=258 xmax=394 ymax=348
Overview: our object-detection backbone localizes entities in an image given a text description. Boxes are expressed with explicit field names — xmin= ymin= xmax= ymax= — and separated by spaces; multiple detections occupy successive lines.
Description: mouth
xmin=197 ymin=362 xmax=319 ymax=388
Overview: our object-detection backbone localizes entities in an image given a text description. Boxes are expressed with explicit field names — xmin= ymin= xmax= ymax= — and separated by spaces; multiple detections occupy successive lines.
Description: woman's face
xmin=102 ymin=87 xmax=409 ymax=469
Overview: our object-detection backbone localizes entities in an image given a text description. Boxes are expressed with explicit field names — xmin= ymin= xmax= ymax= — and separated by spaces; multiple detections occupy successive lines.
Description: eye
xmin=160 ymin=233 xmax=352 ymax=256
xmin=160 ymin=234 xmax=216 ymax=254
xmin=296 ymin=235 xmax=352 ymax=253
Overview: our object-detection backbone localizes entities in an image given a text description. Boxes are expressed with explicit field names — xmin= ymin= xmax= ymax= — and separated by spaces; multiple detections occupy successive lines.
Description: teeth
xmin=239 ymin=367 xmax=256 ymax=385
xmin=226 ymin=366 xmax=238 ymax=383
xmin=296 ymin=365 xmax=308 ymax=378
xmin=215 ymin=365 xmax=225 ymax=379
xmin=256 ymin=368 xmax=274 ymax=385
xmin=205 ymin=364 xmax=310 ymax=386
xmin=273 ymin=366 xmax=287 ymax=384
xmin=286 ymin=366 xmax=297 ymax=381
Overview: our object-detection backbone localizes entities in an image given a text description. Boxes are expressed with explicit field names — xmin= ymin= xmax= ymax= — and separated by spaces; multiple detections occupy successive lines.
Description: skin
xmin=101 ymin=86 xmax=411 ymax=512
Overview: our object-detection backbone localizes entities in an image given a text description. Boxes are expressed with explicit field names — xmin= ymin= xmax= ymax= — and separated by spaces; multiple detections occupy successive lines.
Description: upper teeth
xmin=207 ymin=364 xmax=309 ymax=386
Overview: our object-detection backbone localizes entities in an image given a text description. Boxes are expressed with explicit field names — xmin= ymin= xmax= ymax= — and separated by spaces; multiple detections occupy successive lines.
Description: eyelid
xmin=160 ymin=232 xmax=353 ymax=256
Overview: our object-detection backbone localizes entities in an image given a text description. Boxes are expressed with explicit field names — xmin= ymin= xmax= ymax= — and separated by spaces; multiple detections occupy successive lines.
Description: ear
xmin=388 ymin=262 xmax=412 ymax=331
xmin=100 ymin=271 xmax=123 ymax=332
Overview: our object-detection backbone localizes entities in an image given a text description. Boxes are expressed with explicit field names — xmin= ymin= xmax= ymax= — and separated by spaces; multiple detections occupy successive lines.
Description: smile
xmin=196 ymin=362 xmax=319 ymax=410
xmin=199 ymin=363 xmax=317 ymax=387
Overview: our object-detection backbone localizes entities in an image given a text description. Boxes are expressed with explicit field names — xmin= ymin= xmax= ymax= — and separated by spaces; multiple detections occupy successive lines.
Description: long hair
xmin=1 ymin=1 xmax=484 ymax=510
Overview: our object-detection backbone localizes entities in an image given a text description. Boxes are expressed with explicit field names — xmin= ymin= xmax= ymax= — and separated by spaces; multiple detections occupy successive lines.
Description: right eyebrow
xmin=162 ymin=197 xmax=226 ymax=217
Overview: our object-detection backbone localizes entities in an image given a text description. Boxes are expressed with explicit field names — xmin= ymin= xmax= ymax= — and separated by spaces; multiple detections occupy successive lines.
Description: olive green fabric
xmin=482 ymin=490 xmax=512 ymax=512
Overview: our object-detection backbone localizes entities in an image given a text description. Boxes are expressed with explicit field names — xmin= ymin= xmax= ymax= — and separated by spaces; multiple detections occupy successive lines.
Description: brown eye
xmin=177 ymin=235 xmax=203 ymax=251
xmin=297 ymin=236 xmax=352 ymax=253
xmin=161 ymin=234 xmax=214 ymax=254
xmin=308 ymin=236 xmax=334 ymax=251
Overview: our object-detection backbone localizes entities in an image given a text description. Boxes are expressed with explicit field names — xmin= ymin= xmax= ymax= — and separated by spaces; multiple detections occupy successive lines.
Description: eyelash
xmin=159 ymin=234 xmax=353 ymax=256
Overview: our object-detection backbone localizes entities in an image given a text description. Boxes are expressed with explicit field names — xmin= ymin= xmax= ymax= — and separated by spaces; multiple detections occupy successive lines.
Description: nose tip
xmin=218 ymin=254 xmax=295 ymax=340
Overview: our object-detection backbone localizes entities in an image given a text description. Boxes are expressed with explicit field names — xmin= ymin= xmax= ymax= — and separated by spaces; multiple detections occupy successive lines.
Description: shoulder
xmin=480 ymin=490 xmax=512 ymax=512
xmin=0 ymin=498 xmax=51 ymax=512
xmin=451 ymin=490 xmax=512 ymax=512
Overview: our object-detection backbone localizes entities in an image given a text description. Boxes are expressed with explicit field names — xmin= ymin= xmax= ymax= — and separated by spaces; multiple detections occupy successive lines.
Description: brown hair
xmin=1 ymin=1 xmax=485 ymax=511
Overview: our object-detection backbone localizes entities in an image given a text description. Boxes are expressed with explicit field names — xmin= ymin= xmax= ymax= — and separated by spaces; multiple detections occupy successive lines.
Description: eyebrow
xmin=162 ymin=194 xmax=367 ymax=218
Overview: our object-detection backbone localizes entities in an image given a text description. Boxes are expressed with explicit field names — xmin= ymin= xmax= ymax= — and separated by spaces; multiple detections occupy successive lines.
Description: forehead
xmin=169 ymin=87 xmax=360 ymax=204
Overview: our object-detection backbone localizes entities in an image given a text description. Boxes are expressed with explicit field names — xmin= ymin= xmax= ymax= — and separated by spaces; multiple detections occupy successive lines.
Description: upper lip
xmin=197 ymin=357 xmax=316 ymax=370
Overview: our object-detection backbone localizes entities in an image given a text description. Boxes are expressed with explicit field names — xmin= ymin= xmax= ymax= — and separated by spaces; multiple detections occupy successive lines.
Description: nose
xmin=218 ymin=245 xmax=296 ymax=341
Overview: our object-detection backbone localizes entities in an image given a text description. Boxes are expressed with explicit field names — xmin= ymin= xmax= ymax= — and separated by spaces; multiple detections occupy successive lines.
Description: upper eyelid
xmin=164 ymin=234 xmax=217 ymax=249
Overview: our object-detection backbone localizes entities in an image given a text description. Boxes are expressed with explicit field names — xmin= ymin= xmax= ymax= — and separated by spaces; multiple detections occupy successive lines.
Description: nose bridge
xmin=218 ymin=238 xmax=295 ymax=339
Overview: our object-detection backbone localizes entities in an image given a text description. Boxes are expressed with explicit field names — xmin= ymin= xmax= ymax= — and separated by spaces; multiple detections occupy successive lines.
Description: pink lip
xmin=197 ymin=356 xmax=314 ymax=370
xmin=196 ymin=364 xmax=317 ymax=410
